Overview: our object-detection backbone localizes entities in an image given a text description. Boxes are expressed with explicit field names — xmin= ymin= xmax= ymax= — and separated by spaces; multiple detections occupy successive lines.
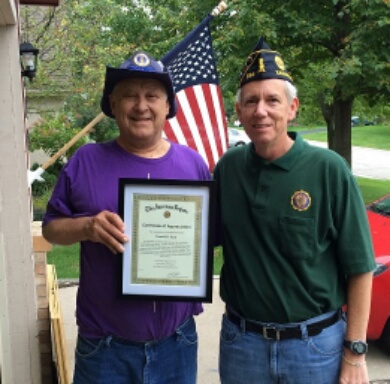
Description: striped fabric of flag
xmin=160 ymin=15 xmax=228 ymax=171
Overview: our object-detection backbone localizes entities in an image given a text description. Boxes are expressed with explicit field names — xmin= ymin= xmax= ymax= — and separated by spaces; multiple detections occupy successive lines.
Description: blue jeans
xmin=219 ymin=310 xmax=346 ymax=384
xmin=73 ymin=317 xmax=198 ymax=384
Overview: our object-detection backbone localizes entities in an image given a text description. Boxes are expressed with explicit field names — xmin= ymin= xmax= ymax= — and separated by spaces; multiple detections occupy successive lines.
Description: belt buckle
xmin=262 ymin=326 xmax=281 ymax=340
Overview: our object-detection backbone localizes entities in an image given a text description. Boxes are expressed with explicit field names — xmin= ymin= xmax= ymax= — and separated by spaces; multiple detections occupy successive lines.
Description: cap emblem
xmin=133 ymin=52 xmax=151 ymax=67
xmin=275 ymin=56 xmax=285 ymax=71
xmin=258 ymin=58 xmax=266 ymax=73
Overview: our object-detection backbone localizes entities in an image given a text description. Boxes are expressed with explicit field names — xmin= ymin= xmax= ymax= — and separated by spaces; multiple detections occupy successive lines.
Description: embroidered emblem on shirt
xmin=291 ymin=190 xmax=312 ymax=211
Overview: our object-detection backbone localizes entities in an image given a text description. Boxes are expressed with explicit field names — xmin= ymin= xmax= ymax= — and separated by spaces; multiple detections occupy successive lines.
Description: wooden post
xmin=47 ymin=265 xmax=71 ymax=384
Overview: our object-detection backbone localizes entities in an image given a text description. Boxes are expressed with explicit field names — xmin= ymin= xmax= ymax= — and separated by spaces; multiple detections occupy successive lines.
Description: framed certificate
xmin=118 ymin=178 xmax=216 ymax=302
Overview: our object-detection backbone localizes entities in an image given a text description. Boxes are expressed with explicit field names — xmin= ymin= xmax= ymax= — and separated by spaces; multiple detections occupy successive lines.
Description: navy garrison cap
xmin=239 ymin=38 xmax=293 ymax=88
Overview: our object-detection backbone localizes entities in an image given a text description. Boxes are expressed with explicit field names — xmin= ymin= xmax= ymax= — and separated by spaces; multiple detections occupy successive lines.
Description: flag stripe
xmin=213 ymin=86 xmax=228 ymax=153
xmin=179 ymin=87 xmax=210 ymax=165
xmin=164 ymin=84 xmax=227 ymax=169
xmin=187 ymin=86 xmax=215 ymax=169
xmin=194 ymin=84 xmax=219 ymax=164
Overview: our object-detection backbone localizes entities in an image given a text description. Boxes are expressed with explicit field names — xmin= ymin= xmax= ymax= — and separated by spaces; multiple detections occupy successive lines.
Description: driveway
xmin=305 ymin=140 xmax=390 ymax=180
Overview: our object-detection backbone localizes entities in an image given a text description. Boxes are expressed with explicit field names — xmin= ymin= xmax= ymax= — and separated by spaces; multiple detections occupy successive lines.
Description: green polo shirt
xmin=214 ymin=132 xmax=375 ymax=323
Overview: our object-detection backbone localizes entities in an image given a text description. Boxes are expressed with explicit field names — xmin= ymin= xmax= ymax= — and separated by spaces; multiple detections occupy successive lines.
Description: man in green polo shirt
xmin=214 ymin=38 xmax=376 ymax=384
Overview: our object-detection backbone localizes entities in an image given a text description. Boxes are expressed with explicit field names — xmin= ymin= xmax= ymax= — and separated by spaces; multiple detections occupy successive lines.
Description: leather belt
xmin=226 ymin=308 xmax=342 ymax=340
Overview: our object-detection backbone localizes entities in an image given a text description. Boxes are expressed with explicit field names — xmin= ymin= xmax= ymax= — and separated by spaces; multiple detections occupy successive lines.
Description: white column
xmin=0 ymin=18 xmax=41 ymax=384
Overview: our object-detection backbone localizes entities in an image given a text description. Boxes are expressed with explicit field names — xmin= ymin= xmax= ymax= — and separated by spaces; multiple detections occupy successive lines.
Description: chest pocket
xmin=278 ymin=216 xmax=315 ymax=260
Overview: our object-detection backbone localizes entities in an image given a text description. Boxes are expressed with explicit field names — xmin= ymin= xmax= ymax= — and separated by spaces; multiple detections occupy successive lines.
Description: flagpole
xmin=28 ymin=112 xmax=105 ymax=186
xmin=211 ymin=1 xmax=228 ymax=17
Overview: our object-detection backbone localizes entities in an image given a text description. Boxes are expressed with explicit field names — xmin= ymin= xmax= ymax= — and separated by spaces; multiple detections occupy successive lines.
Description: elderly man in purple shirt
xmin=42 ymin=50 xmax=210 ymax=384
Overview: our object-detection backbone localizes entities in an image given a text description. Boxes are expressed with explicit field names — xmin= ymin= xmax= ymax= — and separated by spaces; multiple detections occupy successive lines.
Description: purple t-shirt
xmin=43 ymin=139 xmax=211 ymax=342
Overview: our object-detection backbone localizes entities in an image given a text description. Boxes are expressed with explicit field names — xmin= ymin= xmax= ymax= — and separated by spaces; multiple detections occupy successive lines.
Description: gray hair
xmin=236 ymin=80 xmax=298 ymax=104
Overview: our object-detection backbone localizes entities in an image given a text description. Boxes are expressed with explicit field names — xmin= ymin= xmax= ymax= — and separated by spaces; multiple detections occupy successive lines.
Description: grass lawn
xmin=357 ymin=178 xmax=390 ymax=204
xmin=298 ymin=125 xmax=390 ymax=150
xmin=47 ymin=243 xmax=80 ymax=279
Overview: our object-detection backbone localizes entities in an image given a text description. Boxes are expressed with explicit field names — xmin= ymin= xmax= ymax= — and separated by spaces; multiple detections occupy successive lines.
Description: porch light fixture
xmin=20 ymin=41 xmax=40 ymax=82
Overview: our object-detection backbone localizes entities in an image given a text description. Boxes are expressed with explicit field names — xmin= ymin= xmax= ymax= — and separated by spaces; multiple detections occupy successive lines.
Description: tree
xmin=215 ymin=0 xmax=390 ymax=165
xmin=23 ymin=0 xmax=156 ymax=166
xmin=24 ymin=0 xmax=389 ymax=168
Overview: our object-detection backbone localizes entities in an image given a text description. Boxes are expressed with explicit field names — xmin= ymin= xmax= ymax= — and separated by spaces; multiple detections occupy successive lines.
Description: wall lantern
xmin=20 ymin=41 xmax=40 ymax=82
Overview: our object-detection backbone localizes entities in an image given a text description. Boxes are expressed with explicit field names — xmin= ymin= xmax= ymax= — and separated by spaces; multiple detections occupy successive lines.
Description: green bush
xmin=63 ymin=91 xmax=118 ymax=143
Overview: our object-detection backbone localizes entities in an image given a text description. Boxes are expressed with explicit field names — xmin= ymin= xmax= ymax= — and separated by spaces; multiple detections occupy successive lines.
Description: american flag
xmin=160 ymin=15 xmax=228 ymax=171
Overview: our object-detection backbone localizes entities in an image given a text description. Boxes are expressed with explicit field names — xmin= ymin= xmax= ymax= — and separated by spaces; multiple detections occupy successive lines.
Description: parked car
xmin=228 ymin=127 xmax=251 ymax=148
xmin=351 ymin=115 xmax=376 ymax=127
xmin=366 ymin=194 xmax=390 ymax=352
xmin=368 ymin=256 xmax=390 ymax=352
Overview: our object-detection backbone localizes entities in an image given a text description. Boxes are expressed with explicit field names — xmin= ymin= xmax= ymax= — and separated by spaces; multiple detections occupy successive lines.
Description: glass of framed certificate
xmin=118 ymin=178 xmax=216 ymax=302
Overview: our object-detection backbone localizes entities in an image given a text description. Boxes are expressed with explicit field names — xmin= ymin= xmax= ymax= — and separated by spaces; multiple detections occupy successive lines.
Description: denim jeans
xmin=219 ymin=310 xmax=346 ymax=384
xmin=73 ymin=317 xmax=198 ymax=384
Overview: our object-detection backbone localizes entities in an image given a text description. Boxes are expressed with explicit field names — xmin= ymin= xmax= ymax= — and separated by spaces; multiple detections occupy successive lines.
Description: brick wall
xmin=32 ymin=222 xmax=54 ymax=384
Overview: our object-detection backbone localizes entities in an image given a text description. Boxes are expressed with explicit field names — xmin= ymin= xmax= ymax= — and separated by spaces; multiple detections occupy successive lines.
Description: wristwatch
xmin=343 ymin=340 xmax=368 ymax=355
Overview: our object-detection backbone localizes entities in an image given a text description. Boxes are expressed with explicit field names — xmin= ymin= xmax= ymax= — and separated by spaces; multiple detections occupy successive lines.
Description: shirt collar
xmin=246 ymin=131 xmax=304 ymax=172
